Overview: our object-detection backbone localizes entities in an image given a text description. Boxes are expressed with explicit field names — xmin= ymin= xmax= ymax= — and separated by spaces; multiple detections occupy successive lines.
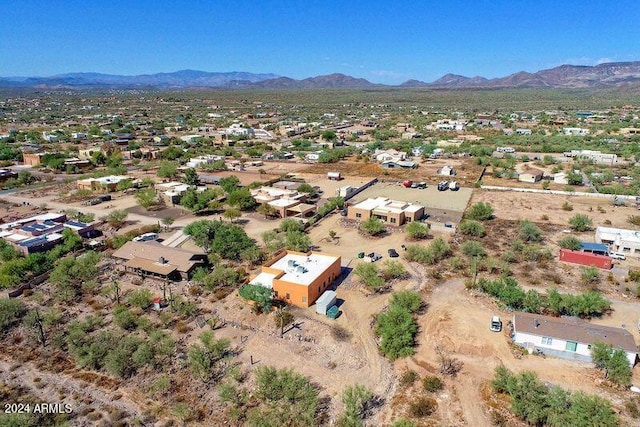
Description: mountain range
xmin=2 ymin=62 xmax=640 ymax=90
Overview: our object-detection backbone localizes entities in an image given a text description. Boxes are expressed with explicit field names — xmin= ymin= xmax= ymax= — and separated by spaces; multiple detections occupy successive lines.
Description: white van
xmin=133 ymin=232 xmax=158 ymax=242
xmin=490 ymin=316 xmax=502 ymax=332
xmin=609 ymin=252 xmax=626 ymax=260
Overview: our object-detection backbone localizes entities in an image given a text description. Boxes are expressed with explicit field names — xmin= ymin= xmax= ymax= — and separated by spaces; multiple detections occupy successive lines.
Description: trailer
xmin=327 ymin=172 xmax=342 ymax=181
xmin=559 ymin=249 xmax=612 ymax=269
xmin=315 ymin=290 xmax=337 ymax=316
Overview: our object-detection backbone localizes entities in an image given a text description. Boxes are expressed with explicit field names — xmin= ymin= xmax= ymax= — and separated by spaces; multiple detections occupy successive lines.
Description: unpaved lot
xmin=391 ymin=278 xmax=639 ymax=425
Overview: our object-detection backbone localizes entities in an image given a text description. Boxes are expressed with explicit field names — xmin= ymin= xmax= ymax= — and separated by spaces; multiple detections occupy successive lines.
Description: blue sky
xmin=1 ymin=0 xmax=639 ymax=84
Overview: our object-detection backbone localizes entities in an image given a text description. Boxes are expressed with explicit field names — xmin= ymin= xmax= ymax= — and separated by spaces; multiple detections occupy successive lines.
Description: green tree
xmin=569 ymin=214 xmax=593 ymax=232
xmin=458 ymin=220 xmax=485 ymax=237
xmin=104 ymin=209 xmax=128 ymax=228
xmin=284 ymin=230 xmax=312 ymax=252
xmin=223 ymin=207 xmax=242 ymax=223
xmin=157 ymin=161 xmax=178 ymax=178
xmin=322 ymin=130 xmax=337 ymax=142
xmin=405 ymin=221 xmax=430 ymax=239
xmin=183 ymin=167 xmax=199 ymax=186
xmin=127 ymin=288 xmax=153 ymax=309
xmin=188 ymin=331 xmax=231 ymax=382
xmin=360 ymin=217 xmax=386 ymax=236
xmin=49 ymin=252 xmax=100 ymax=301
xmin=116 ymin=178 xmax=134 ymax=191
xmin=382 ymin=260 xmax=409 ymax=280
xmin=466 ymin=202 xmax=494 ymax=221
xmin=0 ymin=298 xmax=26 ymax=332
xmin=280 ymin=218 xmax=304 ymax=232
xmin=591 ymin=342 xmax=632 ymax=387
xmin=257 ymin=203 xmax=277 ymax=218
xmin=226 ymin=189 xmax=256 ymax=210
xmin=297 ymin=183 xmax=317 ymax=196
xmin=135 ymin=188 xmax=159 ymax=209
xmin=219 ymin=175 xmax=240 ymax=193
xmin=338 ymin=384 xmax=373 ymax=427
xmin=389 ymin=290 xmax=422 ymax=313
xmin=262 ymin=230 xmax=286 ymax=254
xmin=376 ymin=306 xmax=418 ymax=360
xmin=250 ymin=366 xmax=319 ymax=426
xmin=567 ymin=172 xmax=584 ymax=185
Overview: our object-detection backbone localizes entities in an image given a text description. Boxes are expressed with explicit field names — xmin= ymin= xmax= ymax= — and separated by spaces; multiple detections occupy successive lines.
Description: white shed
xmin=315 ymin=290 xmax=337 ymax=315
xmin=327 ymin=172 xmax=342 ymax=180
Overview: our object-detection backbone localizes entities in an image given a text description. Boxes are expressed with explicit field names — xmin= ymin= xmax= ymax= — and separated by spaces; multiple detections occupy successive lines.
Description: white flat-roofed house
xmin=186 ymin=155 xmax=224 ymax=168
xmin=563 ymin=127 xmax=590 ymax=136
xmin=513 ymin=312 xmax=638 ymax=366
xmin=595 ymin=226 xmax=640 ymax=258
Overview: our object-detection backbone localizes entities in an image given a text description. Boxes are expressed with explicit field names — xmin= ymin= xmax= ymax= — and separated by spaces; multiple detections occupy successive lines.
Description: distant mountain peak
xmin=3 ymin=61 xmax=640 ymax=89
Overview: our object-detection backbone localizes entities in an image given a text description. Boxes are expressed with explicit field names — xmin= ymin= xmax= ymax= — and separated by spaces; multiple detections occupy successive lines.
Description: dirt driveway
xmin=402 ymin=278 xmax=636 ymax=425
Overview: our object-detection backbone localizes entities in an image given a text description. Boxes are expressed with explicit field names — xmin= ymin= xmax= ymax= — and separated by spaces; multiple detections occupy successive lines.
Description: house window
xmin=565 ymin=341 xmax=578 ymax=352
xmin=541 ymin=337 xmax=553 ymax=345
xmin=406 ymin=218 xmax=412 ymax=223
xmin=390 ymin=218 xmax=396 ymax=224
xmin=285 ymin=293 xmax=290 ymax=300
xmin=302 ymin=297 xmax=307 ymax=303
xmin=635 ymin=249 xmax=640 ymax=254
xmin=623 ymin=247 xmax=631 ymax=253
xmin=356 ymin=213 xmax=362 ymax=218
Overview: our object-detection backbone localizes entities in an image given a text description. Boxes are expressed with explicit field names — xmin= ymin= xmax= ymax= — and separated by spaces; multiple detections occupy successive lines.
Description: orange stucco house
xmin=249 ymin=250 xmax=341 ymax=308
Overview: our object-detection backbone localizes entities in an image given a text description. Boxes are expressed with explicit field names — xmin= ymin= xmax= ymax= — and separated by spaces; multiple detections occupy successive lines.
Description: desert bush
xmin=458 ymin=220 xmax=485 ymax=237
xmin=466 ymin=202 xmax=494 ymax=221
xmin=562 ymin=201 xmax=574 ymax=211
xmin=408 ymin=396 xmax=437 ymax=418
xmin=422 ymin=375 xmax=444 ymax=392
xmin=399 ymin=369 xmax=419 ymax=388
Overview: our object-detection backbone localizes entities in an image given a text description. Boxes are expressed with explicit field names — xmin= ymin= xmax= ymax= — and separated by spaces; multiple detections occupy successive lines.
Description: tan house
xmin=112 ymin=241 xmax=207 ymax=281
xmin=77 ymin=175 xmax=130 ymax=192
xmin=348 ymin=197 xmax=424 ymax=226
xmin=249 ymin=250 xmax=341 ymax=308
xmin=518 ymin=168 xmax=544 ymax=183
xmin=23 ymin=152 xmax=46 ymax=166
xmin=250 ymin=186 xmax=315 ymax=218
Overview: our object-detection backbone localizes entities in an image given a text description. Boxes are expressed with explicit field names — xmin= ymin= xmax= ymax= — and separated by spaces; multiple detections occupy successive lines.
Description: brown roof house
xmin=112 ymin=241 xmax=207 ymax=281
xmin=518 ymin=167 xmax=544 ymax=183
xmin=513 ymin=312 xmax=638 ymax=366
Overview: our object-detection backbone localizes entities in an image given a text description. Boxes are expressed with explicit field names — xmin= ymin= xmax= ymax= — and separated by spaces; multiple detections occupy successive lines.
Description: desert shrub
xmin=461 ymin=240 xmax=487 ymax=258
xmin=0 ymin=298 xmax=26 ymax=332
xmin=628 ymin=215 xmax=640 ymax=226
xmin=492 ymin=366 xmax=618 ymax=426
xmin=360 ymin=217 xmax=386 ymax=236
xmin=389 ymin=290 xmax=422 ymax=313
xmin=408 ymin=396 xmax=437 ymax=418
xmin=519 ymin=220 xmax=543 ymax=242
xmin=466 ymin=202 xmax=494 ymax=221
xmin=558 ymin=236 xmax=582 ymax=250
xmin=382 ymin=260 xmax=409 ymax=280
xmin=581 ymin=266 xmax=601 ymax=286
xmin=405 ymin=221 xmax=430 ymax=239
xmin=405 ymin=238 xmax=451 ymax=265
xmin=458 ymin=220 xmax=485 ymax=237
xmin=399 ymin=369 xmax=419 ymax=388
xmin=375 ymin=306 xmax=417 ymax=360
xmin=354 ymin=262 xmax=385 ymax=290
xmin=238 ymin=284 xmax=272 ymax=312
xmin=562 ymin=201 xmax=574 ymax=211
xmin=127 ymin=288 xmax=153 ymax=309
xmin=422 ymin=375 xmax=444 ymax=392
xmin=569 ymin=214 xmax=593 ymax=232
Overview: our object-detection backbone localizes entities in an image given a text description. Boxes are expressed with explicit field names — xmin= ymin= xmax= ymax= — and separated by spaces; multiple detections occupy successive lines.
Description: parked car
xmin=388 ymin=248 xmax=399 ymax=258
xmin=133 ymin=232 xmax=159 ymax=242
xmin=449 ymin=181 xmax=459 ymax=191
xmin=437 ymin=181 xmax=449 ymax=191
xmin=366 ymin=252 xmax=382 ymax=262
xmin=610 ymin=252 xmax=626 ymax=260
xmin=490 ymin=316 xmax=502 ymax=332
